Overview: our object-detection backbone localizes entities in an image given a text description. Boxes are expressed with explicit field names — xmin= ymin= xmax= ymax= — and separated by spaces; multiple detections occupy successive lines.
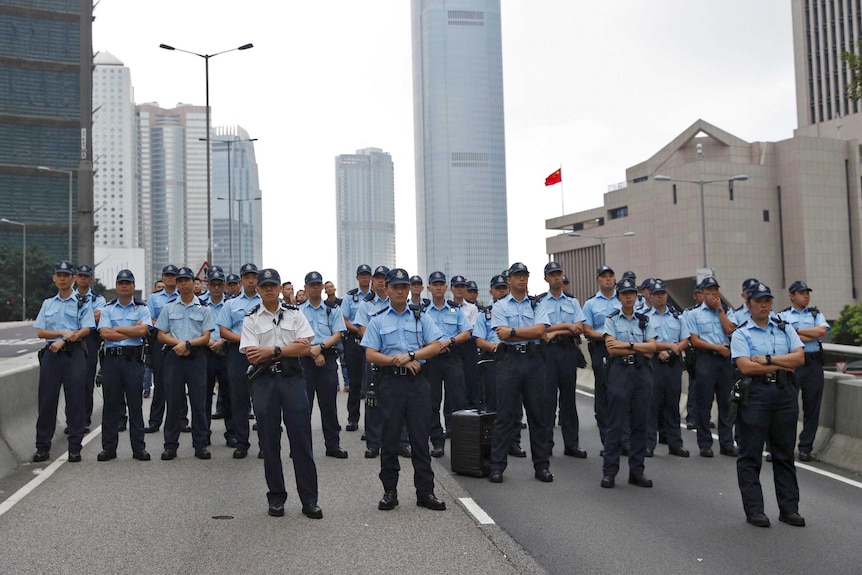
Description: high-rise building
xmin=136 ymin=103 xmax=209 ymax=291
xmin=211 ymin=126 xmax=263 ymax=273
xmin=92 ymin=52 xmax=145 ymax=291
xmin=0 ymin=1 xmax=81 ymax=264
xmin=411 ymin=0 xmax=509 ymax=283
xmin=335 ymin=148 xmax=395 ymax=293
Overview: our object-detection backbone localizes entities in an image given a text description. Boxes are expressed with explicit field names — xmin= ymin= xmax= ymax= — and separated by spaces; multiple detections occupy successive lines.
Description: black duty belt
xmin=106 ymin=346 xmax=143 ymax=357
xmin=268 ymin=358 xmax=303 ymax=376
xmin=548 ymin=335 xmax=580 ymax=347
xmin=609 ymin=353 xmax=647 ymax=367
xmin=496 ymin=342 xmax=540 ymax=356
xmin=752 ymin=371 xmax=795 ymax=387
xmin=701 ymin=348 xmax=730 ymax=359
xmin=383 ymin=366 xmax=415 ymax=377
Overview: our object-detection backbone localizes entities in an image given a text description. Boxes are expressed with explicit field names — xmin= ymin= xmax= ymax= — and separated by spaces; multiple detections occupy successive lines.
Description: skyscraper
xmin=411 ymin=0 xmax=508 ymax=283
xmin=335 ymin=148 xmax=395 ymax=293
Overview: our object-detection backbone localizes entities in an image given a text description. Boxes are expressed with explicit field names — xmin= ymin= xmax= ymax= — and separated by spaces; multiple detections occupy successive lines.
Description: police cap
xmin=175 ymin=267 xmax=195 ymax=280
xmin=258 ymin=268 xmax=281 ymax=287
xmin=466 ymin=280 xmax=479 ymax=292
xmin=789 ymin=280 xmax=812 ymax=293
xmin=544 ymin=261 xmax=563 ymax=275
xmin=162 ymin=264 xmax=178 ymax=276
xmin=450 ymin=275 xmax=468 ymax=286
xmin=240 ymin=263 xmax=259 ymax=275
xmin=596 ymin=265 xmax=614 ymax=278
xmin=76 ymin=264 xmax=93 ymax=276
xmin=616 ymin=278 xmax=638 ymax=294
xmin=507 ymin=262 xmax=529 ymax=276
xmin=116 ymin=269 xmax=135 ymax=283
xmin=385 ymin=268 xmax=411 ymax=286
xmin=356 ymin=264 xmax=372 ymax=275
xmin=305 ymin=271 xmax=323 ymax=285
xmin=490 ymin=275 xmax=508 ymax=288
xmin=748 ymin=283 xmax=774 ymax=300
xmin=54 ymin=260 xmax=74 ymax=275
xmin=428 ymin=271 xmax=446 ymax=284
xmin=226 ymin=274 xmax=240 ymax=284
xmin=373 ymin=265 xmax=390 ymax=277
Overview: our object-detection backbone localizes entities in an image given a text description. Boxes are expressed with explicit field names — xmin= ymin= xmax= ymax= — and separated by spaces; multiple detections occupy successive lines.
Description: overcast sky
xmin=93 ymin=0 xmax=795 ymax=292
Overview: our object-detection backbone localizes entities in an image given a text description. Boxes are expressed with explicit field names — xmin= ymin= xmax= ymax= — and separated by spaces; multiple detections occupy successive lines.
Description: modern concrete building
xmin=211 ymin=126 xmax=262 ymax=274
xmin=335 ymin=148 xmax=395 ymax=294
xmin=411 ymin=0 xmax=508 ymax=284
xmin=136 ymin=103 xmax=209 ymax=291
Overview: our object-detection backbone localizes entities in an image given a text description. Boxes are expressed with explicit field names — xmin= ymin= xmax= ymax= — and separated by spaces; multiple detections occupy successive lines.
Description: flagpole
xmin=560 ymin=164 xmax=564 ymax=214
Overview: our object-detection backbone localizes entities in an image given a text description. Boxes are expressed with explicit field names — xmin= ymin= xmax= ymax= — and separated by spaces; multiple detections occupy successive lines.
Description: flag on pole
xmin=545 ymin=168 xmax=562 ymax=187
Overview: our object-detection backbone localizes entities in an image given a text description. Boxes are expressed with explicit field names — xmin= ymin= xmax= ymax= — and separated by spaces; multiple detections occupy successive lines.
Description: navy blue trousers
xmin=343 ymin=334 xmax=365 ymax=425
xmin=603 ymin=361 xmax=652 ymax=478
xmin=458 ymin=339 xmax=480 ymax=408
xmin=206 ymin=348 xmax=233 ymax=443
xmin=300 ymin=353 xmax=342 ymax=451
xmin=227 ymin=345 xmax=253 ymax=450
xmin=101 ymin=353 xmax=145 ymax=452
xmin=795 ymin=358 xmax=824 ymax=453
xmin=163 ymin=351 xmax=208 ymax=451
xmin=425 ymin=353 xmax=468 ymax=448
xmin=544 ymin=343 xmax=581 ymax=450
xmin=83 ymin=332 xmax=100 ymax=427
xmin=36 ymin=345 xmax=86 ymax=452
xmin=253 ymin=371 xmax=318 ymax=507
xmin=694 ymin=354 xmax=735 ymax=450
xmin=647 ymin=358 xmax=684 ymax=451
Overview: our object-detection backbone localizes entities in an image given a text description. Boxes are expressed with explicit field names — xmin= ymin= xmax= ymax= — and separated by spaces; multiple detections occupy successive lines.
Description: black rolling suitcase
xmin=450 ymin=408 xmax=495 ymax=477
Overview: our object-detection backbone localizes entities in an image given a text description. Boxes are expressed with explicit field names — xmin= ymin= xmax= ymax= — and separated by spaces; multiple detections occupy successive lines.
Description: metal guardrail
xmin=823 ymin=343 xmax=862 ymax=375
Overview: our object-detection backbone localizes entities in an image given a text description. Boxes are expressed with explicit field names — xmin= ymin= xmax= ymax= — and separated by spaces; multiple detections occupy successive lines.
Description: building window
xmin=672 ymin=184 xmax=677 ymax=205
xmin=609 ymin=206 xmax=628 ymax=220
xmin=763 ymin=210 xmax=770 ymax=222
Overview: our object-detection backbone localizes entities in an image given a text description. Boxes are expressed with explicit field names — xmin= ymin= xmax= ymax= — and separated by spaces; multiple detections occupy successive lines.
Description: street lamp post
xmin=567 ymin=231 xmax=636 ymax=265
xmin=654 ymin=174 xmax=749 ymax=268
xmin=160 ymin=42 xmax=254 ymax=269
xmin=1 ymin=218 xmax=26 ymax=320
xmin=37 ymin=166 xmax=74 ymax=261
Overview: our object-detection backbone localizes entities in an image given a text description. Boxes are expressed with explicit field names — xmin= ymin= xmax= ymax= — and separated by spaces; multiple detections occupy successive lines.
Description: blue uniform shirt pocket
xmin=379 ymin=325 xmax=400 ymax=350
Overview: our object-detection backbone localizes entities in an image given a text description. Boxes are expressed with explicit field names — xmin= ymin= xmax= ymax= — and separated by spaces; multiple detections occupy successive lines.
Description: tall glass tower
xmin=411 ymin=0 xmax=509 ymax=284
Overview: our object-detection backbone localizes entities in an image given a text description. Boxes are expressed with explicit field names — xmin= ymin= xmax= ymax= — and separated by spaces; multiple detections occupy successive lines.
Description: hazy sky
xmin=93 ymin=0 xmax=795 ymax=292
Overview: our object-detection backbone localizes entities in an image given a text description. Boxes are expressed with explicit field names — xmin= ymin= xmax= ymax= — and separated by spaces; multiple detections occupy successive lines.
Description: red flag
xmin=545 ymin=168 xmax=562 ymax=187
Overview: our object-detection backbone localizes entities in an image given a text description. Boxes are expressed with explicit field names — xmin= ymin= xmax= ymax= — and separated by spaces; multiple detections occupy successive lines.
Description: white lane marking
xmin=574 ymin=388 xmax=862 ymax=490
xmin=459 ymin=497 xmax=495 ymax=525
xmin=0 ymin=426 xmax=102 ymax=518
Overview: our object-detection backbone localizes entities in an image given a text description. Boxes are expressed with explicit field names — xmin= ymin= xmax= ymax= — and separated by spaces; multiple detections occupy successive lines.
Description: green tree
xmin=842 ymin=40 xmax=862 ymax=101
xmin=831 ymin=302 xmax=862 ymax=345
xmin=0 ymin=245 xmax=58 ymax=322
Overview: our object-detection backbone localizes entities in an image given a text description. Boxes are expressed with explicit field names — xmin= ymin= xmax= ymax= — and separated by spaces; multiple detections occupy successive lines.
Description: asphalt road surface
xmin=0 ymin=322 xmax=40 ymax=359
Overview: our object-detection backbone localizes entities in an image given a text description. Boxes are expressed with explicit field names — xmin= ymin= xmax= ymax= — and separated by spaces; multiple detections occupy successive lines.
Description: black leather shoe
xmin=132 ymin=450 xmax=151 ymax=461
xmin=508 ymin=445 xmax=527 ymax=458
xmin=268 ymin=503 xmax=285 ymax=517
xmin=302 ymin=503 xmax=323 ymax=519
xmin=252 ymin=422 xmax=258 ymax=431
xmin=378 ymin=490 xmax=399 ymax=510
xmin=600 ymin=475 xmax=615 ymax=488
xmin=778 ymin=512 xmax=805 ymax=527
xmin=766 ymin=452 xmax=773 ymax=462
xmin=144 ymin=425 xmax=159 ymax=434
xmin=797 ymin=451 xmax=812 ymax=462
xmin=211 ymin=410 xmax=224 ymax=420
xmin=628 ymin=474 xmax=653 ymax=488
xmin=227 ymin=437 xmax=239 ymax=448
xmin=326 ymin=447 xmax=349 ymax=459
xmin=621 ymin=445 xmax=630 ymax=456
xmin=233 ymin=448 xmax=248 ymax=459
xmin=161 ymin=449 xmax=177 ymax=460
xmin=489 ymin=470 xmax=503 ymax=483
xmin=416 ymin=493 xmax=446 ymax=511
xmin=444 ymin=430 xmax=451 ymax=439
xmin=699 ymin=448 xmax=714 ymax=458
xmin=520 ymin=422 xmax=527 ymax=429
xmin=535 ymin=468 xmax=554 ymax=482
xmin=118 ymin=422 xmax=127 ymax=432
xmin=669 ymin=447 xmax=690 ymax=458
xmin=194 ymin=447 xmax=211 ymax=460
xmin=709 ymin=421 xmax=716 ymax=428
xmin=686 ymin=422 xmax=696 ymax=430
xmin=32 ymin=451 xmax=50 ymax=463
xmin=645 ymin=448 xmax=654 ymax=458
xmin=658 ymin=434 xmax=668 ymax=445
xmin=746 ymin=512 xmax=771 ymax=527
xmin=84 ymin=427 xmax=91 ymax=434
xmin=143 ymin=389 xmax=151 ymax=398
xmin=361 ymin=432 xmax=367 ymax=440
xmin=346 ymin=422 xmax=359 ymax=432
xmin=364 ymin=447 xmax=379 ymax=459
xmin=720 ymin=446 xmax=739 ymax=457
xmin=182 ymin=425 xmax=193 ymax=433
xmin=397 ymin=445 xmax=412 ymax=458
xmin=258 ymin=451 xmax=264 ymax=459
xmin=68 ymin=451 xmax=82 ymax=463
xmin=562 ymin=446 xmax=585 ymax=459
xmin=97 ymin=450 xmax=117 ymax=462
xmin=430 ymin=445 xmax=445 ymax=458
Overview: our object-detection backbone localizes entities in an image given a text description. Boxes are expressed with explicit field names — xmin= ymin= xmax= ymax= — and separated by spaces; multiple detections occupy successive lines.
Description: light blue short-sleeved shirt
xmin=147 ymin=289 xmax=178 ymax=323
xmin=473 ymin=306 xmax=500 ymax=345
xmin=34 ymin=292 xmax=97 ymax=342
xmin=343 ymin=289 xmax=370 ymax=324
xmin=361 ymin=305 xmax=444 ymax=360
xmin=490 ymin=293 xmax=550 ymax=345
xmin=155 ymin=296 xmax=215 ymax=341
xmin=75 ymin=289 xmax=106 ymax=315
xmin=219 ymin=291 xmax=261 ymax=335
xmin=426 ymin=301 xmax=473 ymax=339
xmin=777 ymin=306 xmax=831 ymax=353
xmin=98 ymin=299 xmax=152 ymax=347
xmin=539 ymin=292 xmax=586 ymax=326
xmin=300 ymin=300 xmax=347 ymax=345
xmin=646 ymin=306 xmax=687 ymax=344
xmin=353 ymin=294 xmax=390 ymax=328
xmin=582 ymin=291 xmax=621 ymax=330
xmin=686 ymin=303 xmax=737 ymax=346
xmin=731 ymin=317 xmax=804 ymax=359
xmin=603 ymin=311 xmax=657 ymax=343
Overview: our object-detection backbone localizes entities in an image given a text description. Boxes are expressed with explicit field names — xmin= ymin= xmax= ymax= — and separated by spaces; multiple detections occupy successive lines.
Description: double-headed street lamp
xmin=160 ymin=42 xmax=254 ymax=268
xmin=1 ymin=218 xmax=26 ymax=320
xmin=567 ymin=231 xmax=636 ymax=264
xmin=653 ymin=174 xmax=749 ymax=268
xmin=37 ymin=166 xmax=74 ymax=261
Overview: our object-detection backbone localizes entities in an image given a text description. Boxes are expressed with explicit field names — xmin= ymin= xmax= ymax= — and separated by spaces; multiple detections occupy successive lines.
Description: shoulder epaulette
xmin=133 ymin=298 xmax=145 ymax=307
xmin=106 ymin=298 xmax=118 ymax=306
xmin=734 ymin=319 xmax=749 ymax=331
xmin=324 ymin=300 xmax=339 ymax=310
xmin=563 ymin=291 xmax=575 ymax=299
xmin=371 ymin=306 xmax=389 ymax=317
xmin=780 ymin=306 xmax=791 ymax=313
xmin=535 ymin=292 xmax=548 ymax=301
xmin=363 ymin=291 xmax=376 ymax=302
xmin=335 ymin=297 xmax=343 ymax=306
xmin=634 ymin=312 xmax=649 ymax=323
xmin=607 ymin=309 xmax=621 ymax=318
xmin=280 ymin=301 xmax=299 ymax=311
xmin=245 ymin=304 xmax=261 ymax=316
xmin=809 ymin=307 xmax=820 ymax=316
xmin=447 ymin=299 xmax=460 ymax=308
xmin=685 ymin=304 xmax=699 ymax=312
xmin=422 ymin=298 xmax=431 ymax=307
xmin=347 ymin=288 xmax=359 ymax=295
xmin=669 ymin=305 xmax=681 ymax=318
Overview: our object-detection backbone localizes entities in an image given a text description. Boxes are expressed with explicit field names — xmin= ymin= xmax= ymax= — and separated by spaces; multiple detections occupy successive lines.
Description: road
xmin=0 ymin=322 xmax=40 ymax=359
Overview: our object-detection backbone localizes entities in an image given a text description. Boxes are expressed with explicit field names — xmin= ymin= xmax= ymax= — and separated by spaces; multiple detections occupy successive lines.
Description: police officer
xmin=731 ymin=283 xmax=805 ymax=527
xmin=204 ymin=267 xmax=234 ymax=446
xmin=361 ymin=268 xmax=447 ymax=512
xmin=32 ymin=260 xmax=96 ymax=463
xmin=451 ymin=275 xmax=480 ymax=409
xmin=220 ymin=263 xmax=261 ymax=459
xmin=342 ymin=264 xmax=373 ymax=432
xmin=686 ymin=277 xmax=738 ymax=458
xmin=97 ymin=269 xmax=151 ymax=461
xmin=582 ymin=266 xmax=622 ymax=448
xmin=424 ymin=271 xmax=471 ymax=458
xmin=538 ymin=261 xmax=587 ymax=458
xmin=409 ymin=275 xmax=425 ymax=306
xmin=645 ymin=280 xmax=690 ymax=458
xmin=74 ymin=264 xmax=106 ymax=432
xmin=225 ymin=274 xmax=241 ymax=298
xmin=601 ymin=277 xmax=657 ymax=488
xmin=682 ymin=283 xmax=705 ymax=429
xmin=465 ymin=280 xmax=480 ymax=306
xmin=145 ymin=265 xmax=180 ymax=434
xmin=636 ymin=278 xmax=654 ymax=313
xmin=488 ymin=263 xmax=553 ymax=484
xmin=778 ymin=281 xmax=830 ymax=462
xmin=300 ymin=271 xmax=348 ymax=458
xmin=155 ymin=266 xmax=215 ymax=460
xmin=734 ymin=278 xmax=760 ymax=325
xmin=240 ymin=268 xmax=321 ymax=519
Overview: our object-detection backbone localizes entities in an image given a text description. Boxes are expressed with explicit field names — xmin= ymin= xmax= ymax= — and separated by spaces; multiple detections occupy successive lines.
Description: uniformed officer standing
xmin=450 ymin=275 xmax=480 ymax=409
xmin=155 ymin=266 xmax=215 ymax=460
xmin=204 ymin=268 xmax=234 ymax=446
xmin=97 ymin=269 xmax=151 ymax=461
xmin=645 ymin=280 xmax=690 ymax=458
xmin=145 ymin=265 xmax=179 ymax=433
xmin=300 ymin=271 xmax=349 ymax=458
xmin=488 ymin=263 xmax=553 ymax=484
xmin=424 ymin=271 xmax=471 ymax=458
xmin=538 ymin=261 xmax=587 ymax=458
xmin=220 ymin=263 xmax=261 ymax=459
xmin=682 ymin=284 xmax=705 ymax=429
xmin=731 ymin=283 xmax=805 ymax=527
xmin=342 ymin=264 xmax=373 ymax=432
xmin=225 ymin=274 xmax=241 ymax=298
xmin=32 ymin=260 xmax=96 ymax=463
xmin=239 ymin=268 xmax=322 ymax=519
xmin=409 ymin=275 xmax=425 ymax=306
xmin=465 ymin=280 xmax=480 ymax=306
xmin=361 ymin=268 xmax=447 ymax=512
xmin=635 ymin=278 xmax=654 ymax=313
xmin=687 ymin=277 xmax=738 ymax=458
xmin=778 ymin=281 xmax=830 ymax=461
xmin=582 ymin=266 xmax=622 ymax=448
xmin=74 ymin=264 xmax=106 ymax=432
xmin=601 ymin=278 xmax=657 ymax=488
xmin=734 ymin=278 xmax=760 ymax=325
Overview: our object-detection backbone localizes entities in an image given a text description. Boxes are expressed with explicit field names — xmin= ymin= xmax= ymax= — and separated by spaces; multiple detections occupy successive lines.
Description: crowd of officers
xmin=31 ymin=257 xmax=828 ymax=527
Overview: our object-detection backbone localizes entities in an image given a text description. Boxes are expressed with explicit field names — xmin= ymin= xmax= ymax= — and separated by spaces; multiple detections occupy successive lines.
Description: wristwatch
xmin=408 ymin=351 xmax=416 ymax=361
xmin=629 ymin=342 xmax=634 ymax=350
xmin=185 ymin=340 xmax=192 ymax=350
xmin=766 ymin=355 xmax=772 ymax=365
xmin=510 ymin=328 xmax=517 ymax=338
xmin=319 ymin=342 xmax=327 ymax=351
xmin=449 ymin=337 xmax=456 ymax=346
xmin=273 ymin=346 xmax=282 ymax=359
